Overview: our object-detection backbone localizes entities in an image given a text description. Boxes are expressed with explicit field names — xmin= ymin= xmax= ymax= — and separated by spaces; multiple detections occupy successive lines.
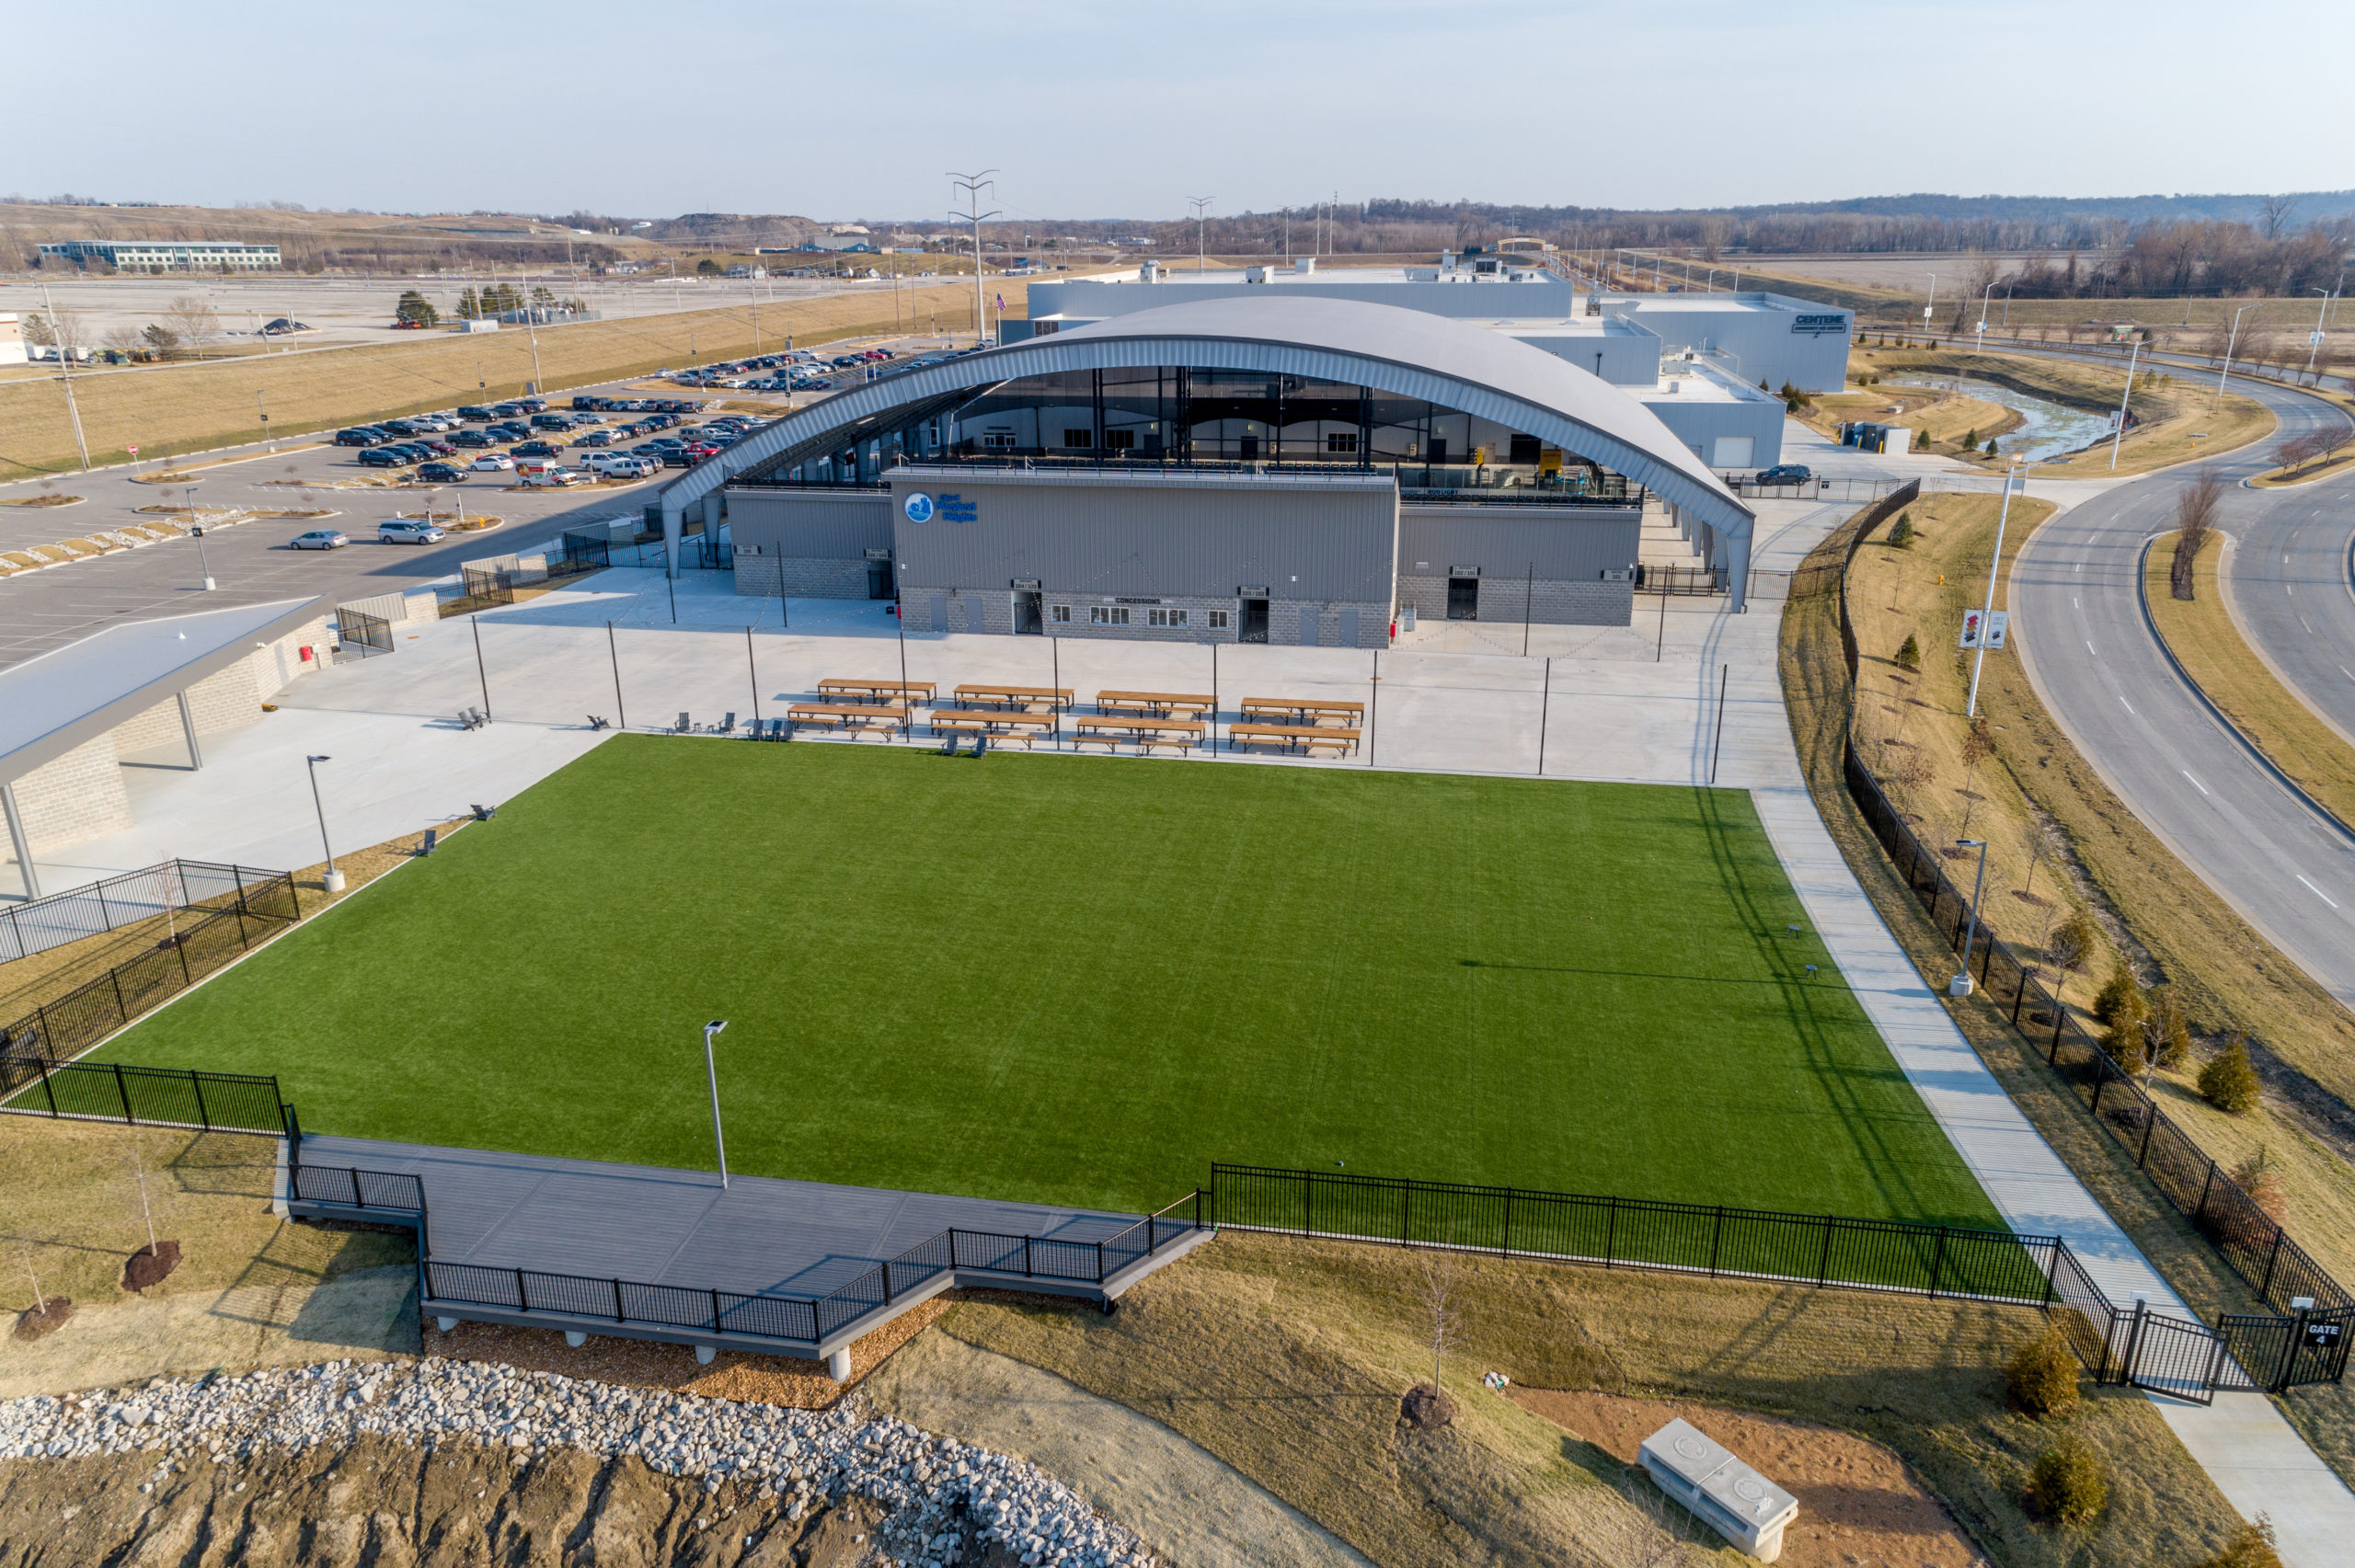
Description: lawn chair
xmin=416 ymin=829 xmax=438 ymax=858
xmin=939 ymin=731 xmax=959 ymax=755
xmin=718 ymin=712 xmax=735 ymax=736
xmin=673 ymin=712 xmax=691 ymax=734
xmin=586 ymin=715 xmax=610 ymax=731
xmin=969 ymin=733 xmax=989 ymax=758
xmin=470 ymin=803 xmax=498 ymax=821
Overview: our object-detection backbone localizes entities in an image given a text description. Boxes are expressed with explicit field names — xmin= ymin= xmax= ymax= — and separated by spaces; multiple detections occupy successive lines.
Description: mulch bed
xmin=12 ymin=1297 xmax=74 ymax=1342
xmin=122 ymin=1241 xmax=181 ymax=1293
xmin=1399 ymin=1383 xmax=1457 ymax=1429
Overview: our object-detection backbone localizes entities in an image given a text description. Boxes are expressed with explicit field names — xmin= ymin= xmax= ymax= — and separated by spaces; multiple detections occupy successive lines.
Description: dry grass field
xmin=0 ymin=280 xmax=1026 ymax=482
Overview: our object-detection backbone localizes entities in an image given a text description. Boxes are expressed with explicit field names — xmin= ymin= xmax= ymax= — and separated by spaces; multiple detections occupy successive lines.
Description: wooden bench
xmin=1072 ymin=715 xmax=1205 ymax=753
xmin=928 ymin=712 xmax=1053 ymax=749
xmin=788 ymin=702 xmax=910 ymax=736
xmin=953 ymin=683 xmax=1074 ymax=712
xmin=1227 ymin=722 xmax=1361 ymax=757
xmin=1097 ymin=690 xmax=1217 ymax=718
xmin=818 ymin=679 xmax=936 ymax=705
xmin=1239 ymin=697 xmax=1365 ymax=727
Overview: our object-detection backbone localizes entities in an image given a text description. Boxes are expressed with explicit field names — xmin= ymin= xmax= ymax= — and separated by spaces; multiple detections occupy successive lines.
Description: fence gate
xmin=334 ymin=606 xmax=394 ymax=657
xmin=460 ymin=563 xmax=516 ymax=609
xmin=2219 ymin=1306 xmax=2355 ymax=1391
xmin=558 ymin=532 xmax=611 ymax=576
xmin=2118 ymin=1303 xmax=2223 ymax=1404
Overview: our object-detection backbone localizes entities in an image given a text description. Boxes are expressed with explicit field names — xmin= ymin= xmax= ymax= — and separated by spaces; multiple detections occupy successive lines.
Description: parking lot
xmin=0 ymin=330 xmax=958 ymax=667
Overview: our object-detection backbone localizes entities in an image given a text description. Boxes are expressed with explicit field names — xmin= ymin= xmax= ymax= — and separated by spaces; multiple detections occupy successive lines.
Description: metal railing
xmin=0 ymin=870 xmax=301 ymax=1065
xmin=290 ymin=1158 xmax=1207 ymax=1349
xmin=0 ymin=860 xmax=283 ymax=964
xmin=1819 ymin=487 xmax=2352 ymax=1391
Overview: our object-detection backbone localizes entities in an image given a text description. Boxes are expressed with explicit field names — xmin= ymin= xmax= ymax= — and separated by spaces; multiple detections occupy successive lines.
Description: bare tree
xmin=2019 ymin=816 xmax=2062 ymax=900
xmin=2314 ymin=420 xmax=2355 ymax=468
xmin=161 ymin=295 xmax=220 ymax=359
xmin=2273 ymin=432 xmax=2325 ymax=473
xmin=2260 ymin=193 xmax=2301 ymax=241
xmin=1402 ymin=1242 xmax=1465 ymax=1429
xmin=2169 ymin=468 xmax=2224 ymax=600
xmin=1958 ymin=720 xmax=1995 ymax=836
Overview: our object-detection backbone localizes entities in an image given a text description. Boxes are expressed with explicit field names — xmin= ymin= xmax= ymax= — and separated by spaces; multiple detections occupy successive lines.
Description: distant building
xmin=38 ymin=240 xmax=282 ymax=271
xmin=0 ymin=314 xmax=23 ymax=366
xmin=725 ymin=264 xmax=767 ymax=279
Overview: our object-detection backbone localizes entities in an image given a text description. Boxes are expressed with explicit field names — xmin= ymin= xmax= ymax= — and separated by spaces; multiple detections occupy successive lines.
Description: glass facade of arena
xmin=770 ymin=368 xmax=1636 ymax=502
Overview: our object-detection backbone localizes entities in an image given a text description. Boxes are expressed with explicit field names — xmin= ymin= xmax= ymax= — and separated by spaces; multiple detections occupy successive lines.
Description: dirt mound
xmin=10 ymin=1298 xmax=72 ymax=1343
xmin=1398 ymin=1383 xmax=1456 ymax=1430
xmin=121 ymin=1241 xmax=180 ymax=1293
xmin=0 ymin=1433 xmax=893 ymax=1568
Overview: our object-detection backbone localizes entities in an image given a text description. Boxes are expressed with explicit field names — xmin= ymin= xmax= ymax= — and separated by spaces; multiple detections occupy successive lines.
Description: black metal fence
xmin=292 ymin=1158 xmax=1206 ymax=1349
xmin=1821 ymin=489 xmax=2353 ymax=1389
xmin=0 ymin=860 xmax=280 ymax=964
xmin=0 ymin=1057 xmax=286 ymax=1132
xmin=454 ymin=563 xmax=516 ymax=612
xmin=334 ymin=606 xmax=394 ymax=659
xmin=1637 ymin=564 xmax=1729 ymax=597
xmin=0 ymin=870 xmax=300 ymax=1066
xmin=1212 ymin=1164 xmax=2058 ymax=1305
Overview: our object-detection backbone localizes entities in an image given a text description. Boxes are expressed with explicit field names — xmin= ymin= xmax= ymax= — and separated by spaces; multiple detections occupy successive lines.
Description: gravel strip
xmin=0 ymin=1356 xmax=1155 ymax=1568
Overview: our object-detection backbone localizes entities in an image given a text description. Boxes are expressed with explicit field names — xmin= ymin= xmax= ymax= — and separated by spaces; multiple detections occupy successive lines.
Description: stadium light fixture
xmin=304 ymin=754 xmax=344 ymax=893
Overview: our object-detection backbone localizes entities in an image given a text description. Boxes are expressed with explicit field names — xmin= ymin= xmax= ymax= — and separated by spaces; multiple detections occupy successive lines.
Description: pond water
xmin=1890 ymin=374 xmax=2116 ymax=464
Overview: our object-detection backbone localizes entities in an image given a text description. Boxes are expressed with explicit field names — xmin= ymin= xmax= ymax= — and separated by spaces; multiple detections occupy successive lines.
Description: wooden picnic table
xmin=1072 ymin=715 xmax=1206 ymax=753
xmin=818 ymin=678 xmax=936 ymax=704
xmin=1096 ymin=690 xmax=1217 ymax=717
xmin=1227 ymin=722 xmax=1361 ymax=756
xmin=952 ymin=683 xmax=1074 ymax=711
xmin=1239 ymin=697 xmax=1365 ymax=727
xmin=929 ymin=711 xmax=1055 ymax=736
xmin=788 ymin=701 xmax=911 ymax=732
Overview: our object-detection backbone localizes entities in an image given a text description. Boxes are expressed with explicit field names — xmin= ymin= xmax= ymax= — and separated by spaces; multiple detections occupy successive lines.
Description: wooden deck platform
xmin=282 ymin=1134 xmax=1210 ymax=1366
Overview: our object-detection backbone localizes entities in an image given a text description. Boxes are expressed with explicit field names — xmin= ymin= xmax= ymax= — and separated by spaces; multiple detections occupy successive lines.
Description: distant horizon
xmin=11 ymin=1 xmax=2349 ymax=223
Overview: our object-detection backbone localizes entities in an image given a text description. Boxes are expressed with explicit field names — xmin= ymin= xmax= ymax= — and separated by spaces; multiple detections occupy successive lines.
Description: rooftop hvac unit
xmin=1294 ymin=257 xmax=1315 ymax=275
xmin=1245 ymin=266 xmax=1269 ymax=283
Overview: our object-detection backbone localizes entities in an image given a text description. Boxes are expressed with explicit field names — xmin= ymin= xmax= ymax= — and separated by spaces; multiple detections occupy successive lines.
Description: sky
xmin=13 ymin=0 xmax=2352 ymax=224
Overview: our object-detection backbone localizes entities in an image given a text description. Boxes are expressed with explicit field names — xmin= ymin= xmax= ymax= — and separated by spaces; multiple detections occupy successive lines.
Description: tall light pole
xmin=1189 ymin=196 xmax=1213 ymax=272
xmin=1966 ymin=455 xmax=2026 ymax=718
xmin=2305 ymin=288 xmax=2332 ymax=382
xmin=1922 ymin=272 xmax=1937 ymax=338
xmin=948 ymin=169 xmax=999 ymax=348
xmin=2214 ymin=302 xmax=2255 ymax=408
xmin=38 ymin=280 xmax=91 ymax=472
xmin=1975 ymin=284 xmax=1994 ymax=354
xmin=702 ymin=1019 xmax=729 ymax=1187
xmin=2109 ymin=338 xmax=2144 ymax=470
xmin=1948 ymin=839 xmax=1988 ymax=996
xmin=304 ymin=755 xmax=345 ymax=893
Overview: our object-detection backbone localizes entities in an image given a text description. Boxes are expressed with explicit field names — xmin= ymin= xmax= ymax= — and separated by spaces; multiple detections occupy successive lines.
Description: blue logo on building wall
xmin=936 ymin=493 xmax=978 ymax=523
xmin=902 ymin=492 xmax=936 ymax=523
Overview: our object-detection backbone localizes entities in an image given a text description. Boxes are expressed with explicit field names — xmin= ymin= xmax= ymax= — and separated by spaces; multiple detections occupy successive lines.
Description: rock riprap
xmin=0 ymin=1356 xmax=1152 ymax=1568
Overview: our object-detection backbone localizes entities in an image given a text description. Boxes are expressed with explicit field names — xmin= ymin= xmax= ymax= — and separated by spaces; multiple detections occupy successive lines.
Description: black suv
xmin=530 ymin=413 xmax=573 ymax=430
xmin=452 ymin=429 xmax=495 ymax=449
xmin=457 ymin=406 xmax=497 ymax=422
xmin=334 ymin=427 xmax=385 ymax=447
xmin=511 ymin=440 xmax=561 ymax=459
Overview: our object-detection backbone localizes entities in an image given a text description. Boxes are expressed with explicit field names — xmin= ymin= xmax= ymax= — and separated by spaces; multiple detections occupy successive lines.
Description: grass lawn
xmin=96 ymin=738 xmax=1995 ymax=1227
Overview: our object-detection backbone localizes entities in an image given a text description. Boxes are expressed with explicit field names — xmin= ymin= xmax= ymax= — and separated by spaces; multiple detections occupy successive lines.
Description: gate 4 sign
xmin=2307 ymin=1317 xmax=2344 ymax=1353
xmin=1959 ymin=609 xmax=2010 ymax=649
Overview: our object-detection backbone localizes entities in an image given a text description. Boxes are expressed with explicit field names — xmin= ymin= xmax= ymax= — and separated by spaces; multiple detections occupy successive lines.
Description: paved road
xmin=2011 ymin=372 xmax=2355 ymax=1008
xmin=2218 ymin=422 xmax=2355 ymax=743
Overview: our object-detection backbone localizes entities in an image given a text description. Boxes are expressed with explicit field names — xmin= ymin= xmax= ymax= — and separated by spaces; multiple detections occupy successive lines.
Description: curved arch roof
xmin=661 ymin=294 xmax=1753 ymax=544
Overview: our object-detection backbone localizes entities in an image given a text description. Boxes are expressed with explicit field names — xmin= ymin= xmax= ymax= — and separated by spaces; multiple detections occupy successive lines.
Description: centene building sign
xmin=1790 ymin=313 xmax=1848 ymax=338
xmin=902 ymin=491 xmax=977 ymax=524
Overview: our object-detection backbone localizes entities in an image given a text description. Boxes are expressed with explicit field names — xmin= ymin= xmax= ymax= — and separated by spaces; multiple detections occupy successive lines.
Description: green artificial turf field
xmin=98 ymin=738 xmax=1996 ymax=1226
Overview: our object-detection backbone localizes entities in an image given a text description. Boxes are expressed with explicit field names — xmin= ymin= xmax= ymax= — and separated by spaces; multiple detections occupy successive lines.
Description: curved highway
xmin=2219 ymin=423 xmax=2355 ymax=743
xmin=2010 ymin=372 xmax=2355 ymax=1009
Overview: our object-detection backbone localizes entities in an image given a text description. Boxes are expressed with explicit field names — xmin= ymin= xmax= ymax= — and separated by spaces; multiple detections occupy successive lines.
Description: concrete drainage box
xmin=1638 ymin=1417 xmax=1798 ymax=1562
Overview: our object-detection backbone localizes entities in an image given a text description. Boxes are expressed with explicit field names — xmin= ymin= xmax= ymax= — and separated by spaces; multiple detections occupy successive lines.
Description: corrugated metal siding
xmin=1396 ymin=505 xmax=1642 ymax=582
xmin=727 ymin=490 xmax=893 ymax=560
xmin=890 ymin=471 xmax=1396 ymax=602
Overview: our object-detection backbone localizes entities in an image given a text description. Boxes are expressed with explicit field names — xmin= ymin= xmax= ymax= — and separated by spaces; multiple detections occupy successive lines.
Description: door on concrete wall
xmin=1508 ymin=434 xmax=1542 ymax=466
xmin=867 ymin=560 xmax=893 ymax=599
xmin=1013 ymin=592 xmax=1043 ymax=635
xmin=1429 ymin=437 xmax=1450 ymax=467
xmin=1241 ymin=599 xmax=1269 ymax=643
xmin=931 ymin=594 xmax=948 ymax=631
xmin=1447 ymin=578 xmax=1479 ymax=620
xmin=1338 ymin=608 xmax=1359 ymax=647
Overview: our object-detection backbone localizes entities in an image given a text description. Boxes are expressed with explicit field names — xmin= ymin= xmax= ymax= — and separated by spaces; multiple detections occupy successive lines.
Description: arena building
xmin=651 ymin=294 xmax=1759 ymax=644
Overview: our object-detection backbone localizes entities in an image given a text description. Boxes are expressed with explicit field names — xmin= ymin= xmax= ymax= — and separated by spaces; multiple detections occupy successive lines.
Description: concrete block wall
xmin=10 ymin=735 xmax=132 ymax=853
xmin=1399 ymin=576 xmax=1630 ymax=628
xmin=735 ymin=555 xmax=869 ymax=600
xmin=1270 ymin=600 xmax=1391 ymax=649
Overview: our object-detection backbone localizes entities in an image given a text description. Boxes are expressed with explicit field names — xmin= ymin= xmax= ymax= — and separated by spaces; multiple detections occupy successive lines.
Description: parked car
xmin=470 ymin=453 xmax=515 ymax=472
xmin=649 ymin=436 xmax=686 ymax=451
xmin=660 ymin=449 xmax=697 ymax=467
xmin=530 ymin=413 xmax=572 ymax=430
xmin=452 ymin=429 xmax=495 ymax=449
xmin=416 ymin=463 xmax=467 ymax=483
xmin=291 ymin=529 xmax=350 ymax=550
xmin=419 ymin=439 xmax=458 ymax=456
xmin=457 ymin=406 xmax=497 ymax=422
xmin=577 ymin=429 xmax=616 ymax=446
xmin=357 ymin=448 xmax=409 ymax=467
xmin=628 ymin=443 xmax=666 ymax=460
xmin=511 ymin=440 xmax=561 ymax=459
xmin=380 ymin=419 xmax=420 ymax=437
xmin=334 ymin=427 xmax=385 ymax=447
xmin=516 ymin=397 xmax=547 ymax=413
xmin=380 ymin=520 xmax=448 ymax=545
xmin=587 ymin=452 xmax=655 ymax=478
xmin=488 ymin=422 xmax=532 ymax=441
xmin=1753 ymin=464 xmax=1813 ymax=486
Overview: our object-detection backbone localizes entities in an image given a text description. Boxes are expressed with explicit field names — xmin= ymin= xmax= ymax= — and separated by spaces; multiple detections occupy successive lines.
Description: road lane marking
xmin=2298 ymin=876 xmax=2341 ymax=910
xmin=2303 ymin=617 xmax=2316 ymax=634
xmin=2182 ymin=770 xmax=2210 ymax=795
xmin=2119 ymin=694 xmax=2136 ymax=715
xmin=2085 ymin=640 xmax=2097 ymax=656
xmin=2288 ymin=584 xmax=2296 ymax=596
